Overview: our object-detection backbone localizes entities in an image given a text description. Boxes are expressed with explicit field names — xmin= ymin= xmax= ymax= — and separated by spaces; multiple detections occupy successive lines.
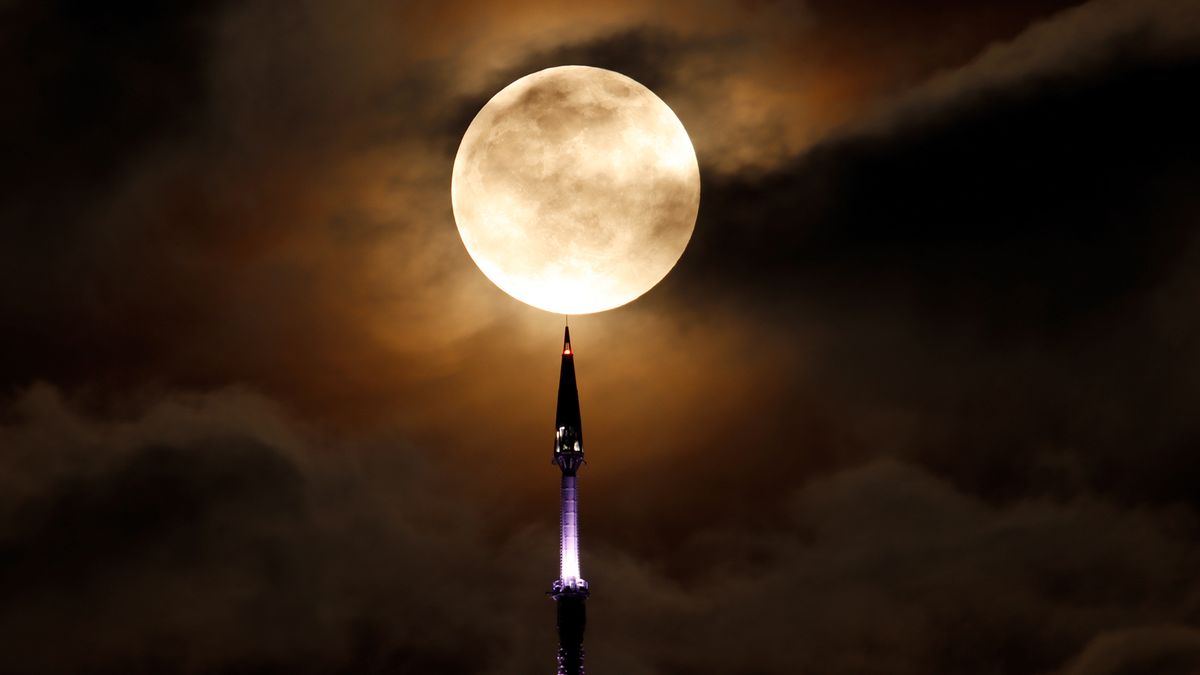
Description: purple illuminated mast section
xmin=551 ymin=326 xmax=588 ymax=675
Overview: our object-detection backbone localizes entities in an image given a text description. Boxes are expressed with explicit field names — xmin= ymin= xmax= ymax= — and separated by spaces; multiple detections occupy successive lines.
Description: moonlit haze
xmin=451 ymin=66 xmax=700 ymax=315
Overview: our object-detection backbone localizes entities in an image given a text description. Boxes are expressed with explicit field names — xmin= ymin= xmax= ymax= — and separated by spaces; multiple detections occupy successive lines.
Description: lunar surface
xmin=451 ymin=66 xmax=700 ymax=315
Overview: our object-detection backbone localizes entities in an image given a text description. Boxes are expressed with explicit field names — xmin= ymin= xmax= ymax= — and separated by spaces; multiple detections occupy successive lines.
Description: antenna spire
xmin=551 ymin=324 xmax=588 ymax=675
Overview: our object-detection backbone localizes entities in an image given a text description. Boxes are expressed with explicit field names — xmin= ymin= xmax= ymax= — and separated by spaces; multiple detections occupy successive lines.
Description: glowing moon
xmin=452 ymin=66 xmax=700 ymax=315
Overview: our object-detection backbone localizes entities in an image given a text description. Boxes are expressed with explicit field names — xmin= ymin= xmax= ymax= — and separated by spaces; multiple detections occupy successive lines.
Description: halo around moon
xmin=451 ymin=66 xmax=700 ymax=315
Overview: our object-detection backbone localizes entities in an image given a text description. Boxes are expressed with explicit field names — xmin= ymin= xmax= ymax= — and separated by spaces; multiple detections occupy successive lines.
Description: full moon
xmin=451 ymin=66 xmax=700 ymax=315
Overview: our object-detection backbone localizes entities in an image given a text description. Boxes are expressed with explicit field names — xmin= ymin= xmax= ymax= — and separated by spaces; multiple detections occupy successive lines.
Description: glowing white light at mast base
xmin=560 ymin=476 xmax=582 ymax=582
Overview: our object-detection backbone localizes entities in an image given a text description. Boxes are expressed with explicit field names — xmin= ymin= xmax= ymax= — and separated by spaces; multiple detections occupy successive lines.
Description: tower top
xmin=554 ymin=326 xmax=584 ymax=474
xmin=555 ymin=326 xmax=582 ymax=444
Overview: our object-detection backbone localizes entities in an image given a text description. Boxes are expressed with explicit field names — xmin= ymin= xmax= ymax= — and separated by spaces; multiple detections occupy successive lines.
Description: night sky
xmin=3 ymin=1 xmax=1200 ymax=673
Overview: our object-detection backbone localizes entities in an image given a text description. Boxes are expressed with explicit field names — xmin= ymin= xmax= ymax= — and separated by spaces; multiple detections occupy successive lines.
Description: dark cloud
xmin=1059 ymin=625 xmax=1200 ymax=675
xmin=3 ymin=390 xmax=1199 ymax=674
xmin=656 ymin=2 xmax=1200 ymax=509
xmin=0 ymin=386 xmax=542 ymax=674
xmin=685 ymin=49 xmax=1200 ymax=322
